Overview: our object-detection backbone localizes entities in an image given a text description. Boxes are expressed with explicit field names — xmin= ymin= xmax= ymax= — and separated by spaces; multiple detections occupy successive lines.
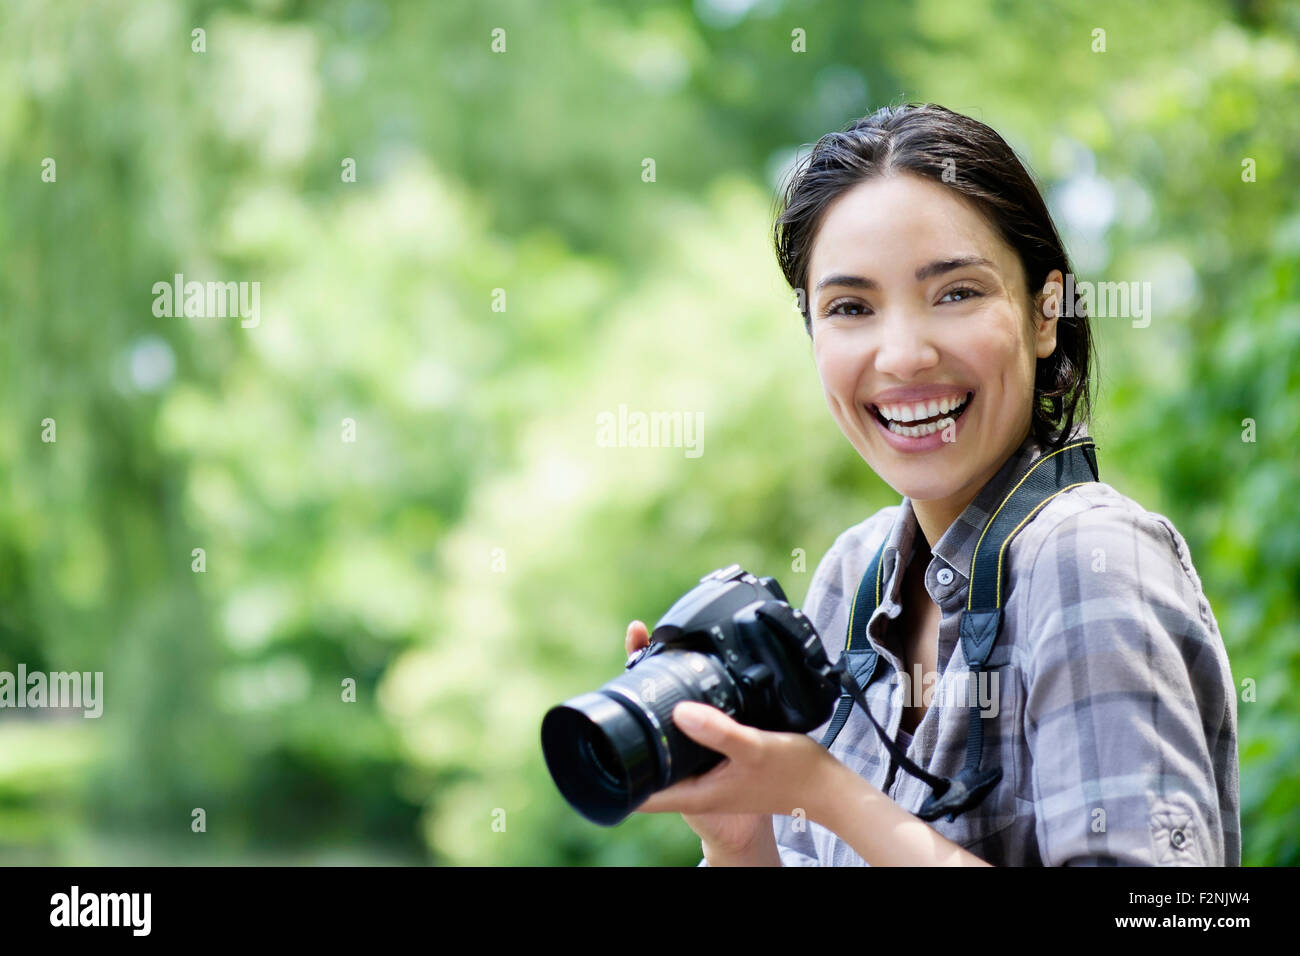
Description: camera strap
xmin=821 ymin=438 xmax=1100 ymax=822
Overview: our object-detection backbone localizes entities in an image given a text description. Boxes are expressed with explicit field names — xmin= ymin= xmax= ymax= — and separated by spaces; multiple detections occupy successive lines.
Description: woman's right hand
xmin=624 ymin=619 xmax=776 ymax=861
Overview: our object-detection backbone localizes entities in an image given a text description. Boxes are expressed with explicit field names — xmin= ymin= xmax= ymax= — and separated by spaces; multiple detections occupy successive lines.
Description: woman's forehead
xmin=809 ymin=176 xmax=1019 ymax=287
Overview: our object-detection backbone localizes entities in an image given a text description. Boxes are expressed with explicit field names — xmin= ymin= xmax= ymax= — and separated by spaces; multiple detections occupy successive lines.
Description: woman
xmin=627 ymin=103 xmax=1240 ymax=866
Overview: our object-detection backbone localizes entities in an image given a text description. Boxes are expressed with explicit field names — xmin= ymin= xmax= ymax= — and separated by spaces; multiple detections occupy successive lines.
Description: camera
xmin=540 ymin=564 xmax=843 ymax=826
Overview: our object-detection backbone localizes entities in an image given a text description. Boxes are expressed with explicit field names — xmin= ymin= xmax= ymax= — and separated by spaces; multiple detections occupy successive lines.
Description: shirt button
xmin=1170 ymin=828 xmax=1186 ymax=849
xmin=936 ymin=568 xmax=954 ymax=586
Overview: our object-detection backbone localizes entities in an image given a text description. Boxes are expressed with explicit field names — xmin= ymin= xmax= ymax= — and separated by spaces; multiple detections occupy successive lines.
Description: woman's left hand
xmin=634 ymin=701 xmax=844 ymax=821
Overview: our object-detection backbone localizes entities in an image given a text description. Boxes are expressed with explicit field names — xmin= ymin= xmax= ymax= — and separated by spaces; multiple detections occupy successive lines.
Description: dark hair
xmin=773 ymin=102 xmax=1093 ymax=450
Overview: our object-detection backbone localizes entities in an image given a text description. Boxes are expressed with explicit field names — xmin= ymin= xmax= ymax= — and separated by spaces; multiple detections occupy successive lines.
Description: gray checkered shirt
xmin=700 ymin=423 xmax=1240 ymax=866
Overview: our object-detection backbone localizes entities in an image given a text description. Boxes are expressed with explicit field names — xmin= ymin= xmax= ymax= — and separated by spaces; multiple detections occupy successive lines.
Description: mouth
xmin=868 ymin=391 xmax=974 ymax=438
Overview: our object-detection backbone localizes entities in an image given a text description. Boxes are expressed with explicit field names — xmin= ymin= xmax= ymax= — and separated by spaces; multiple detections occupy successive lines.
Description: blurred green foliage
xmin=0 ymin=0 xmax=1296 ymax=865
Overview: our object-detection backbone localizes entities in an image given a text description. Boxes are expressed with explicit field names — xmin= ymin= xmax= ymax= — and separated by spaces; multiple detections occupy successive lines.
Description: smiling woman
xmin=666 ymin=104 xmax=1238 ymax=867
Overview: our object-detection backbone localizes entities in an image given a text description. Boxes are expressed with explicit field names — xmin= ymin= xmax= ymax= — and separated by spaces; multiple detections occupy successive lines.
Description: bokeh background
xmin=1 ymin=0 xmax=1297 ymax=866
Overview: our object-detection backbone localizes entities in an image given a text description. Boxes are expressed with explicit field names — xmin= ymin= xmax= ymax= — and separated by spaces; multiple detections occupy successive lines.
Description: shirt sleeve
xmin=1023 ymin=506 xmax=1236 ymax=866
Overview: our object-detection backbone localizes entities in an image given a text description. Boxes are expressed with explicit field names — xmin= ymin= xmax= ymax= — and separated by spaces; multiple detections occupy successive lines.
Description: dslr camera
xmin=541 ymin=564 xmax=843 ymax=826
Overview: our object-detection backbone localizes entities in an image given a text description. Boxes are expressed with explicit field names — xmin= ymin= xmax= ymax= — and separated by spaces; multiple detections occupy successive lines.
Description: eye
xmin=939 ymin=285 xmax=983 ymax=304
xmin=822 ymin=298 xmax=871 ymax=318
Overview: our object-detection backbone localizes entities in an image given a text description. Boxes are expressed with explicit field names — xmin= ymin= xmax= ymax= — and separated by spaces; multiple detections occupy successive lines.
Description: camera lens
xmin=541 ymin=650 xmax=740 ymax=826
xmin=581 ymin=732 xmax=624 ymax=789
xmin=541 ymin=692 xmax=657 ymax=826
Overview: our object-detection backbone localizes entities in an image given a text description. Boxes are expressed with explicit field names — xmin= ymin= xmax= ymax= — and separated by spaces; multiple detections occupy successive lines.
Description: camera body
xmin=541 ymin=564 xmax=843 ymax=826
xmin=627 ymin=564 xmax=841 ymax=729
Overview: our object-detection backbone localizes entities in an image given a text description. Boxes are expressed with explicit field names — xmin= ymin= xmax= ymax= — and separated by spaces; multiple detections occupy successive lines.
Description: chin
xmin=884 ymin=473 xmax=968 ymax=503
xmin=860 ymin=450 xmax=973 ymax=502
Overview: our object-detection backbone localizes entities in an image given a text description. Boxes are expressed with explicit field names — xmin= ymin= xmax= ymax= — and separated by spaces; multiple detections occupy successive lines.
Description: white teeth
xmin=887 ymin=417 xmax=952 ymax=438
xmin=875 ymin=394 xmax=970 ymax=429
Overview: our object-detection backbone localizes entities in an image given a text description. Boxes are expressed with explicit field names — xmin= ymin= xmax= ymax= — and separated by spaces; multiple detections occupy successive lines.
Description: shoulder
xmin=1013 ymin=482 xmax=1202 ymax=593
xmin=1007 ymin=481 xmax=1221 ymax=660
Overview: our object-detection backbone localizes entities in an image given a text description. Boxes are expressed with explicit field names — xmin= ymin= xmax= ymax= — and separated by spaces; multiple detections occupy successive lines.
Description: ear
xmin=1033 ymin=269 xmax=1063 ymax=360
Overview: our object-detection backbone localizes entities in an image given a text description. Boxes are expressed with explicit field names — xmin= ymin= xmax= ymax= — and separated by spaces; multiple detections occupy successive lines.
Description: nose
xmin=873 ymin=308 xmax=940 ymax=380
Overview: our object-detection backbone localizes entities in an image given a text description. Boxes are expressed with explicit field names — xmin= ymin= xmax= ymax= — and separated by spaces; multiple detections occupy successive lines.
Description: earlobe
xmin=1036 ymin=323 xmax=1059 ymax=359
xmin=1036 ymin=300 xmax=1059 ymax=358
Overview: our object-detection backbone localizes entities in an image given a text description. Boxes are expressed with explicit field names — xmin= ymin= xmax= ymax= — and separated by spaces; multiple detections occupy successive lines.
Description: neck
xmin=911 ymin=495 xmax=968 ymax=553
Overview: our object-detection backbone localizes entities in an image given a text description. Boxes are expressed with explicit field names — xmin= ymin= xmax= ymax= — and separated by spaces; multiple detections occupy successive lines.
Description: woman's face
xmin=807 ymin=171 xmax=1060 ymax=506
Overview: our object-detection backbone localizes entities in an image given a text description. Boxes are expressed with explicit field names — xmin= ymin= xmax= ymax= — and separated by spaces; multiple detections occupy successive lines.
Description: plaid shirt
xmin=701 ymin=423 xmax=1240 ymax=865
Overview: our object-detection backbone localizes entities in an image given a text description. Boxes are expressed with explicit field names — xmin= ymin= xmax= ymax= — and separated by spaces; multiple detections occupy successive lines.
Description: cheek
xmin=960 ymin=309 xmax=1034 ymax=388
xmin=813 ymin=339 xmax=860 ymax=406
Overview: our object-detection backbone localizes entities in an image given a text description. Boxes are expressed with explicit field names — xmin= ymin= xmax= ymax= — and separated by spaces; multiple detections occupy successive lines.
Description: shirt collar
xmin=876 ymin=421 xmax=1091 ymax=605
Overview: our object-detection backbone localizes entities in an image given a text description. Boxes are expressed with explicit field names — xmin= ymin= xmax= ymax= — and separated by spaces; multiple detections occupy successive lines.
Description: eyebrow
xmin=814 ymin=256 xmax=995 ymax=296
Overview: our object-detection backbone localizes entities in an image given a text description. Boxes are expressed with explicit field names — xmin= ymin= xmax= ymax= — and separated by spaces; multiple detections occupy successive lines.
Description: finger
xmin=671 ymin=701 xmax=758 ymax=756
xmin=624 ymin=620 xmax=649 ymax=656
xmin=636 ymin=763 xmax=724 ymax=814
xmin=635 ymin=787 xmax=682 ymax=814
